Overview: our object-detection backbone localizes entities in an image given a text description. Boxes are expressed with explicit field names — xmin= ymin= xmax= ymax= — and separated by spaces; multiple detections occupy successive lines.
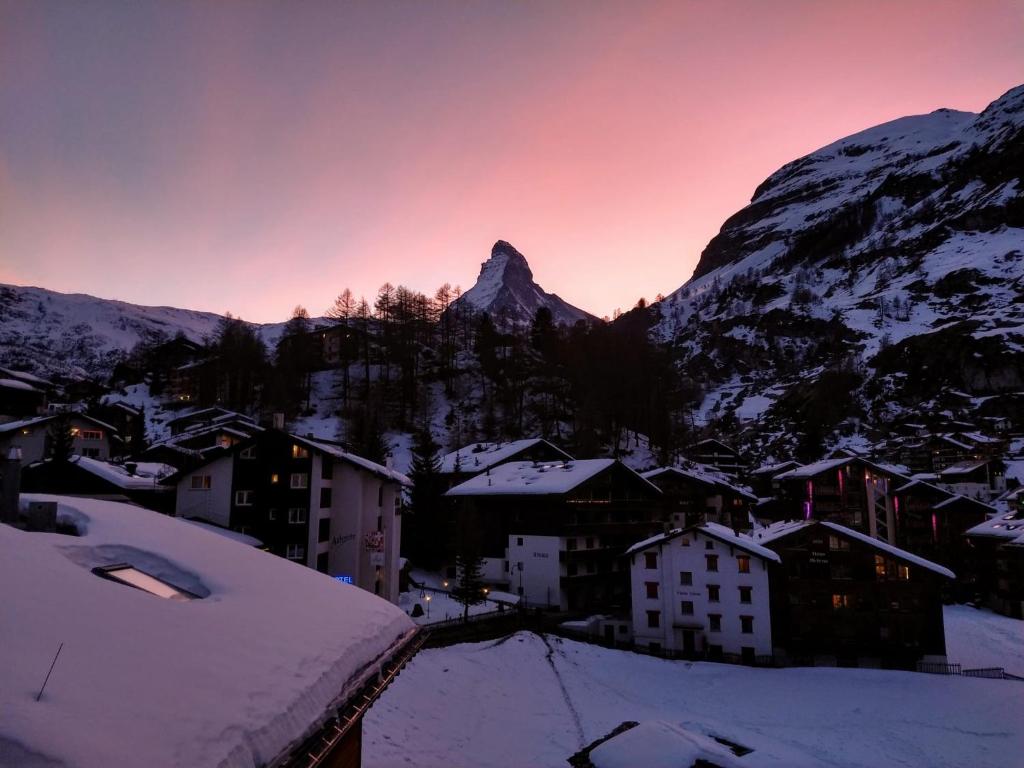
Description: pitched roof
xmin=625 ymin=522 xmax=781 ymax=563
xmin=641 ymin=465 xmax=757 ymax=502
xmin=445 ymin=459 xmax=654 ymax=497
xmin=439 ymin=438 xmax=572 ymax=474
xmin=0 ymin=413 xmax=119 ymax=436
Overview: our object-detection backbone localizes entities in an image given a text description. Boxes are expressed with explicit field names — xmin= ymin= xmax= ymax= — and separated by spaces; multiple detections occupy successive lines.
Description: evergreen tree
xmin=451 ymin=544 xmax=486 ymax=623
xmin=47 ymin=412 xmax=74 ymax=463
xmin=407 ymin=427 xmax=446 ymax=568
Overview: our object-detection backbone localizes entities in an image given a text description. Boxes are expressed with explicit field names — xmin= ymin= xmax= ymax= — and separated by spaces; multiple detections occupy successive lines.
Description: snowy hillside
xmin=652 ymin=83 xmax=1024 ymax=451
xmin=0 ymin=283 xmax=295 ymax=380
xmin=452 ymin=240 xmax=595 ymax=327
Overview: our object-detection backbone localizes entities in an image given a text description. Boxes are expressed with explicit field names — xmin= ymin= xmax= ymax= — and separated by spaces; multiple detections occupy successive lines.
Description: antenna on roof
xmin=36 ymin=642 xmax=64 ymax=702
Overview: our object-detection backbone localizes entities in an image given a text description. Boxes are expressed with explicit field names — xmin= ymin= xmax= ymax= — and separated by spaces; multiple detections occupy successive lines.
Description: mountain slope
xmin=453 ymin=240 xmax=595 ymax=327
xmin=0 ymin=284 xmax=289 ymax=380
xmin=653 ymin=83 xmax=1024 ymax=453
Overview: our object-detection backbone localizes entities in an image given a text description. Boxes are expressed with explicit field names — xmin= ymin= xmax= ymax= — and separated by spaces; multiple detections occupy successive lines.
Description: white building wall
xmin=507 ymin=534 xmax=562 ymax=608
xmin=174 ymin=455 xmax=233 ymax=527
xmin=631 ymin=529 xmax=773 ymax=659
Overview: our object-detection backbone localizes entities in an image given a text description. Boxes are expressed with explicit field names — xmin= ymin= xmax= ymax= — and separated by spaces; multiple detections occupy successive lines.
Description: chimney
xmin=125 ymin=462 xmax=137 ymax=476
xmin=272 ymin=412 xmax=285 ymax=430
xmin=1 ymin=447 xmax=22 ymax=525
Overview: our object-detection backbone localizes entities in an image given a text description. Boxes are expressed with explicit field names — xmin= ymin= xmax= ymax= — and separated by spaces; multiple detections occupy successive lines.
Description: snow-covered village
xmin=3 ymin=3 xmax=1024 ymax=768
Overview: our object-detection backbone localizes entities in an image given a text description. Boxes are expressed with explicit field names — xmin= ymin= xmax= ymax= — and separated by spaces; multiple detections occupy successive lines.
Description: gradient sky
xmin=2 ymin=1 xmax=1023 ymax=322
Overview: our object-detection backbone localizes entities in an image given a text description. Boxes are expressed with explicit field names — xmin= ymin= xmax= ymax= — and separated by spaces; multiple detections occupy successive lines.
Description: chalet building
xmin=169 ymin=429 xmax=408 ymax=603
xmin=748 ymin=460 xmax=799 ymax=498
xmin=689 ymin=438 xmax=744 ymax=476
xmin=444 ymin=459 xmax=663 ymax=612
xmin=168 ymin=357 xmax=219 ymax=404
xmin=771 ymin=457 xmax=905 ymax=543
xmin=628 ymin=523 xmax=778 ymax=662
xmin=965 ymin=490 xmax=1024 ymax=619
xmin=0 ymin=413 xmax=119 ymax=464
xmin=438 ymin=437 xmax=573 ymax=488
xmin=752 ymin=520 xmax=954 ymax=668
xmin=934 ymin=458 xmax=1007 ymax=501
xmin=21 ymin=456 xmax=175 ymax=514
xmin=143 ymin=417 xmax=264 ymax=470
xmin=889 ymin=477 xmax=993 ymax=576
xmin=640 ymin=466 xmax=757 ymax=530
xmin=897 ymin=433 xmax=998 ymax=475
xmin=0 ymin=367 xmax=53 ymax=418
xmin=166 ymin=407 xmax=256 ymax=436
xmin=93 ymin=401 xmax=145 ymax=452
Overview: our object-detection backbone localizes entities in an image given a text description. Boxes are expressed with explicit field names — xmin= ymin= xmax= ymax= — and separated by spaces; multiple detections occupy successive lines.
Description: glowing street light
xmin=425 ymin=593 xmax=432 ymax=618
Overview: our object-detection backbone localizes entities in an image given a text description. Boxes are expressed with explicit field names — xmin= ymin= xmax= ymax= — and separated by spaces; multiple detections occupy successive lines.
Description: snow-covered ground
xmin=400 ymin=569 xmax=519 ymax=625
xmin=365 ymin=608 xmax=1024 ymax=768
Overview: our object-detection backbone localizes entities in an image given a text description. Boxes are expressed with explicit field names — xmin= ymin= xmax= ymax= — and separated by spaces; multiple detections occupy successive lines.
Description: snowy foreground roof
xmin=1 ymin=495 xmax=415 ymax=768
xmin=588 ymin=720 xmax=745 ymax=768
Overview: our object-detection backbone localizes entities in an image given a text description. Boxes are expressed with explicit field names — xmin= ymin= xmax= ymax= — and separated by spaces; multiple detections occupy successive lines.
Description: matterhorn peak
xmin=452 ymin=240 xmax=595 ymax=328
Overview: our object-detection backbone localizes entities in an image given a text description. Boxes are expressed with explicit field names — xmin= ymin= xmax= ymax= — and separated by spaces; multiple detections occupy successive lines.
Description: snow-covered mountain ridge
xmin=652 ymin=83 xmax=1024 ymax=452
xmin=452 ymin=240 xmax=595 ymax=327
xmin=0 ymin=283 xmax=288 ymax=380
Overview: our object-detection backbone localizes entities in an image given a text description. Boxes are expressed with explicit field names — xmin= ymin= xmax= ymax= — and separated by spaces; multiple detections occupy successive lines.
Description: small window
xmin=80 ymin=429 xmax=103 ymax=441
xmin=705 ymin=554 xmax=719 ymax=572
xmin=737 ymin=555 xmax=750 ymax=574
xmin=516 ymin=537 xmax=524 ymax=546
xmin=586 ymin=536 xmax=594 ymax=549
xmin=318 ymin=518 xmax=330 ymax=543
xmin=740 ymin=615 xmax=753 ymax=634
xmin=271 ymin=473 xmax=280 ymax=484
xmin=378 ymin=484 xmax=384 ymax=507
xmin=290 ymin=473 xmax=309 ymax=489
xmin=680 ymin=571 xmax=693 ymax=586
xmin=646 ymin=610 xmax=660 ymax=629
xmin=832 ymin=593 xmax=852 ymax=610
xmin=644 ymin=552 xmax=657 ymax=570
xmin=92 ymin=564 xmax=199 ymax=601
xmin=897 ymin=564 xmax=910 ymax=581
xmin=286 ymin=544 xmax=305 ymax=560
xmin=709 ymin=614 xmax=721 ymax=632
xmin=316 ymin=552 xmax=329 ymax=573
xmin=829 ymin=535 xmax=850 ymax=551
xmin=235 ymin=490 xmax=254 ymax=506
xmin=680 ymin=600 xmax=694 ymax=615
xmin=320 ymin=487 xmax=332 ymax=508
xmin=645 ymin=581 xmax=659 ymax=599
xmin=82 ymin=447 xmax=100 ymax=458
xmin=292 ymin=444 xmax=310 ymax=459
xmin=288 ymin=507 xmax=307 ymax=524
xmin=191 ymin=475 xmax=212 ymax=490
xmin=680 ymin=537 xmax=690 ymax=547
xmin=705 ymin=540 xmax=714 ymax=550
xmin=321 ymin=457 xmax=333 ymax=479
xmin=240 ymin=446 xmax=256 ymax=460
xmin=567 ymin=538 xmax=577 ymax=551
xmin=268 ymin=508 xmax=277 ymax=521
xmin=874 ymin=554 xmax=887 ymax=579
xmin=567 ymin=563 xmax=578 ymax=576
xmin=739 ymin=586 xmax=752 ymax=604
xmin=707 ymin=584 xmax=720 ymax=603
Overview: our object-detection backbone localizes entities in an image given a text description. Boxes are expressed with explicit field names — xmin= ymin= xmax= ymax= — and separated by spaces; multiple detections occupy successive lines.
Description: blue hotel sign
xmin=334 ymin=575 xmax=354 ymax=584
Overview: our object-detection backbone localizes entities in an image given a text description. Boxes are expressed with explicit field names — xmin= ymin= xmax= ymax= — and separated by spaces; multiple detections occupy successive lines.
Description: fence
xmin=917 ymin=661 xmax=1018 ymax=680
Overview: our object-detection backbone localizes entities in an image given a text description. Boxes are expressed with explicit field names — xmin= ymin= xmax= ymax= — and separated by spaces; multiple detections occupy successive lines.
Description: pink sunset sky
xmin=1 ymin=0 xmax=1022 ymax=323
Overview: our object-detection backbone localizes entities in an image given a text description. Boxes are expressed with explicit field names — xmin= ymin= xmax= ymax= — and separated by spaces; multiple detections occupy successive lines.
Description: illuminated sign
xmin=334 ymin=575 xmax=354 ymax=584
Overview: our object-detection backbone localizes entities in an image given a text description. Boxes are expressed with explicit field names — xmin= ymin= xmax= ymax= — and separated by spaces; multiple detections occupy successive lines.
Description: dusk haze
xmin=2 ymin=3 xmax=1024 ymax=768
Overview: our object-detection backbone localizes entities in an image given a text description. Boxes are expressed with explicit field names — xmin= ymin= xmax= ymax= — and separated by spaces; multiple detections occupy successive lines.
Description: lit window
xmin=645 ymin=582 xmax=659 ymax=599
xmin=286 ymin=544 xmax=305 ymax=560
xmin=271 ymin=473 xmax=280 ymax=484
xmin=897 ymin=564 xmax=910 ymax=581
xmin=92 ymin=564 xmax=199 ymax=601
xmin=680 ymin=537 xmax=690 ymax=547
xmin=292 ymin=444 xmax=310 ymax=459
xmin=191 ymin=475 xmax=212 ymax=490
xmin=737 ymin=555 xmax=750 ymax=574
xmin=80 ymin=429 xmax=103 ymax=441
xmin=874 ymin=554 xmax=887 ymax=579
xmin=235 ymin=490 xmax=254 ymax=506
xmin=832 ymin=593 xmax=852 ymax=610
xmin=288 ymin=508 xmax=307 ymax=524
xmin=290 ymin=473 xmax=309 ymax=489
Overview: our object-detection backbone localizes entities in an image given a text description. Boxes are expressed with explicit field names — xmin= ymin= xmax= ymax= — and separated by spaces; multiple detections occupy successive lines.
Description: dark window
xmin=829 ymin=535 xmax=850 ymax=551
xmin=737 ymin=555 xmax=750 ymax=573
xmin=644 ymin=552 xmax=657 ymax=570
xmin=321 ymin=457 xmax=333 ymax=480
xmin=741 ymin=615 xmax=754 ymax=634
xmin=680 ymin=600 xmax=694 ymax=615
xmin=567 ymin=538 xmax=577 ymax=551
xmin=705 ymin=540 xmax=714 ymax=550
xmin=680 ymin=571 xmax=693 ymax=586
xmin=645 ymin=582 xmax=659 ymax=599
xmin=319 ymin=487 xmax=332 ymax=508
xmin=318 ymin=518 xmax=330 ymax=543
xmin=709 ymin=614 xmax=721 ymax=632
xmin=517 ymin=537 xmax=524 ymax=546
xmin=646 ymin=610 xmax=660 ymax=629
xmin=567 ymin=563 xmax=578 ymax=576
xmin=705 ymin=554 xmax=718 ymax=572
xmin=377 ymin=484 xmax=384 ymax=507
xmin=316 ymin=552 xmax=329 ymax=573
xmin=739 ymin=586 xmax=752 ymax=604
xmin=586 ymin=536 xmax=594 ymax=549
xmin=707 ymin=584 xmax=720 ymax=602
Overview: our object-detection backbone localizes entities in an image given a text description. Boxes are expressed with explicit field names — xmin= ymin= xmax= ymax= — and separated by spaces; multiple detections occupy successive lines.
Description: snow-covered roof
xmin=626 ymin=522 xmax=781 ymax=563
xmin=0 ymin=413 xmax=119 ymax=436
xmin=32 ymin=456 xmax=177 ymax=490
xmin=819 ymin=522 xmax=955 ymax=579
xmin=438 ymin=438 xmax=571 ymax=474
xmin=772 ymin=457 xmax=853 ymax=480
xmin=1 ymin=494 xmax=415 ymax=768
xmin=446 ymin=459 xmax=646 ymax=497
xmin=749 ymin=519 xmax=813 ymax=544
xmin=181 ymin=518 xmax=263 ymax=547
xmin=749 ymin=460 xmax=799 ymax=476
xmin=0 ymin=366 xmax=54 ymax=387
xmin=939 ymin=460 xmax=992 ymax=476
xmin=587 ymin=720 xmax=746 ymax=768
xmin=0 ymin=376 xmax=40 ymax=392
xmin=300 ymin=437 xmax=412 ymax=486
xmin=641 ymin=465 xmax=757 ymax=501
xmin=965 ymin=510 xmax=1024 ymax=541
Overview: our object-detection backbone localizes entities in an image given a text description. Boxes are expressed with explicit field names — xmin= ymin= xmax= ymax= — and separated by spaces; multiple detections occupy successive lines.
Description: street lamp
xmin=425 ymin=593 xmax=431 ymax=618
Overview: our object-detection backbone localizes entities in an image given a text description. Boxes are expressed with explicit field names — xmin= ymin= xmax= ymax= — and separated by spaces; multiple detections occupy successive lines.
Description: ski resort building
xmin=0 ymin=494 xmax=419 ymax=768
xmin=444 ymin=459 xmax=663 ymax=611
xmin=627 ymin=523 xmax=777 ymax=662
xmin=169 ymin=429 xmax=409 ymax=603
